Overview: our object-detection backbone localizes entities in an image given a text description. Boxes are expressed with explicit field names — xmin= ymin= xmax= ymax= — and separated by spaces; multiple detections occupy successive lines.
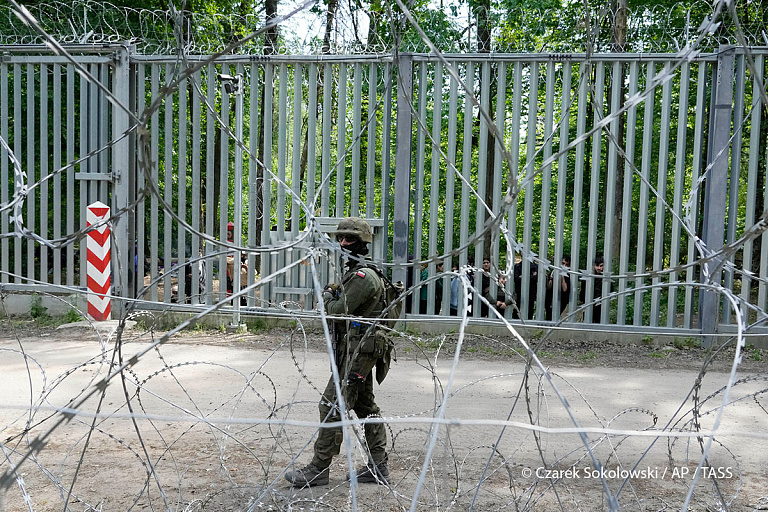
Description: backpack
xmin=366 ymin=265 xmax=405 ymax=328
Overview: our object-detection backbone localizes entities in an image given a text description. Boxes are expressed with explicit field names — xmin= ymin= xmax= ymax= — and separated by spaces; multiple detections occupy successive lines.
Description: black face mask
xmin=343 ymin=239 xmax=368 ymax=256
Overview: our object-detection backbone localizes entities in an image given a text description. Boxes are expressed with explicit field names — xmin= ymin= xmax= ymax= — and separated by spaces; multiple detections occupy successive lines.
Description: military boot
xmin=285 ymin=463 xmax=330 ymax=487
xmin=346 ymin=462 xmax=389 ymax=484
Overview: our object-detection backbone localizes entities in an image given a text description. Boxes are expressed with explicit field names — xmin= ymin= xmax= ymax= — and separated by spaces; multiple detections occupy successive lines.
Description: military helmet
xmin=334 ymin=217 xmax=373 ymax=243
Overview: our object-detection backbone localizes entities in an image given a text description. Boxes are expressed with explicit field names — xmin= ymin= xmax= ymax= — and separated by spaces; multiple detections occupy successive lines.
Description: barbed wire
xmin=1 ymin=0 xmax=767 ymax=55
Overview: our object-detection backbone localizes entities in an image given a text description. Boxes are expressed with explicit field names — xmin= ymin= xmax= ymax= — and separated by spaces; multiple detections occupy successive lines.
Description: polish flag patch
xmin=356 ymin=271 xmax=366 ymax=278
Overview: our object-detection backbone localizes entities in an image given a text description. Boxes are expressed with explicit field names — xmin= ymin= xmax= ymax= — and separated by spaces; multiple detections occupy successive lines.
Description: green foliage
xmin=30 ymin=297 xmax=49 ymax=320
xmin=245 ymin=317 xmax=268 ymax=332
xmin=749 ymin=348 xmax=762 ymax=362
xmin=64 ymin=308 xmax=83 ymax=323
xmin=673 ymin=337 xmax=699 ymax=349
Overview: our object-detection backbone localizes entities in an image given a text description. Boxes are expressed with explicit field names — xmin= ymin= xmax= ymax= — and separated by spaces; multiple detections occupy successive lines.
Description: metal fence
xmin=1 ymin=45 xmax=767 ymax=336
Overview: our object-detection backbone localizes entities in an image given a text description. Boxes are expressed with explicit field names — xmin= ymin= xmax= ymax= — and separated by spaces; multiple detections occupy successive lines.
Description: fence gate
xmin=0 ymin=45 xmax=130 ymax=314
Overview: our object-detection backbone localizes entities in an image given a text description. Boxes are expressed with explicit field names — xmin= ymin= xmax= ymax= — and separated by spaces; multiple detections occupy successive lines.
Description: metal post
xmin=111 ymin=45 xmax=132 ymax=318
xmin=700 ymin=45 xmax=734 ymax=347
xmin=392 ymin=54 xmax=413 ymax=286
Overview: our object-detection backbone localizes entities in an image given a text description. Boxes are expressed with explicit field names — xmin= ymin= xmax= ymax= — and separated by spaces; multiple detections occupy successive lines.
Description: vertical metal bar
xmin=53 ymin=64 xmax=62 ymax=286
xmin=413 ymin=63 xmax=427 ymax=314
xmin=261 ymin=64 xmax=274 ymax=303
xmin=291 ymin=62 xmax=303 ymax=236
xmin=177 ymin=75 xmax=188 ymax=303
xmin=634 ymin=62 xmax=656 ymax=326
xmin=570 ymin=62 xmax=589 ymax=316
xmin=40 ymin=64 xmax=49 ymax=283
xmin=204 ymin=64 xmax=215 ymax=304
xmin=509 ymin=62 xmax=523 ymax=307
xmin=650 ymin=61 xmax=673 ymax=326
xmin=392 ymin=54 xmax=413 ymax=286
xmin=585 ymin=62 xmax=604 ymax=322
xmin=219 ymin=67 xmax=232 ymax=303
xmin=700 ymin=45 xmax=735 ymax=346
xmin=164 ymin=63 xmax=175 ymax=304
xmin=232 ymin=65 xmax=244 ymax=322
xmin=0 ymin=61 xmax=7 ymax=283
xmin=668 ymin=61 xmax=691 ymax=327
xmin=335 ymin=63 xmax=347 ymax=217
xmin=149 ymin=64 xmax=160 ymax=302
xmin=602 ymin=61 xmax=621 ymax=325
xmin=459 ymin=61 xmax=474 ymax=279
xmin=427 ymin=62 xmax=443 ymax=315
xmin=366 ymin=63 xmax=377 ymax=219
xmin=722 ymin=53 xmax=746 ymax=325
xmin=740 ymin=55 xmax=763 ymax=319
xmin=88 ymin=64 xmax=97 ymax=202
xmin=290 ymin=63 xmax=302 ymax=304
xmin=381 ymin=63 xmax=393 ymax=258
xmin=135 ymin=64 xmax=146 ymax=300
xmin=276 ymin=64 xmax=287 ymax=239
xmin=535 ymin=60 xmax=555 ymax=321
xmin=492 ymin=62 xmax=506 ymax=316
xmin=111 ymin=48 xmax=130 ymax=314
xmin=685 ymin=62 xmax=708 ymax=328
xmin=474 ymin=64 xmax=488 ymax=315
xmin=618 ymin=61 xmax=639 ymax=325
xmin=443 ymin=64 xmax=459 ymax=314
xmin=190 ymin=70 xmax=202 ymax=305
xmin=473 ymin=61 xmax=490 ymax=318
xmin=247 ymin=63 xmax=260 ymax=306
xmin=79 ymin=66 xmax=88 ymax=288
xmin=552 ymin=62 xmax=572 ymax=321
xmin=306 ymin=63 xmax=320 ymax=302
xmin=321 ymin=63 xmax=332 ymax=218
xmin=351 ymin=63 xmax=362 ymax=216
xmin=66 ymin=64 xmax=75 ymax=287
xmin=99 ymin=64 xmax=109 ymax=200
xmin=26 ymin=64 xmax=35 ymax=283
xmin=16 ymin=64 xmax=24 ymax=283
xmin=521 ymin=61 xmax=539 ymax=320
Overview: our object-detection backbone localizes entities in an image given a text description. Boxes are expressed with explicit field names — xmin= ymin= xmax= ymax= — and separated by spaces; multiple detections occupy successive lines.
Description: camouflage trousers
xmin=311 ymin=359 xmax=388 ymax=469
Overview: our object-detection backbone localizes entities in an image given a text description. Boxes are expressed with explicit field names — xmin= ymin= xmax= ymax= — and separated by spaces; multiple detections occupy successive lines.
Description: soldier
xmin=285 ymin=217 xmax=392 ymax=487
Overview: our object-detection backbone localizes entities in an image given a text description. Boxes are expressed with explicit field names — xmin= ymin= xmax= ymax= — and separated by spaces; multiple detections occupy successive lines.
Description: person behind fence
xmin=545 ymin=254 xmax=572 ymax=321
xmin=225 ymin=221 xmax=248 ymax=305
xmin=449 ymin=256 xmax=474 ymax=316
xmin=480 ymin=257 xmax=492 ymax=317
xmin=484 ymin=275 xmax=514 ymax=315
xmin=419 ymin=261 xmax=444 ymax=314
xmin=285 ymin=217 xmax=393 ymax=487
xmin=579 ymin=254 xmax=609 ymax=323
xmin=513 ymin=254 xmax=538 ymax=319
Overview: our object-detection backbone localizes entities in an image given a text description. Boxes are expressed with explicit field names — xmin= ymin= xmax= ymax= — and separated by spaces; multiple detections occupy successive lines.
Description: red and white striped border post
xmin=86 ymin=201 xmax=111 ymax=321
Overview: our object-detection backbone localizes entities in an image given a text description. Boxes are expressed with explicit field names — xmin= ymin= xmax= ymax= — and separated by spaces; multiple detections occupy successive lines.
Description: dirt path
xmin=0 ymin=323 xmax=766 ymax=511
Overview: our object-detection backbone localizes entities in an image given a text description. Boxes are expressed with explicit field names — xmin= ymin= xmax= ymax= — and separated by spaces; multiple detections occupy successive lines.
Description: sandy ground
xmin=0 ymin=321 xmax=766 ymax=511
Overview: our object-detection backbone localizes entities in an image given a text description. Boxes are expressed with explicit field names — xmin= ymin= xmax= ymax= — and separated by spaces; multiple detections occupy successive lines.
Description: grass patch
xmin=579 ymin=351 xmax=597 ymax=361
xmin=649 ymin=351 xmax=666 ymax=358
xmin=673 ymin=337 xmax=699 ymax=349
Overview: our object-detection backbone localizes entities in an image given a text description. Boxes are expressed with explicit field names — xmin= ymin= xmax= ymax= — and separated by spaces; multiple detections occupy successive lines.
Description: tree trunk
xmin=254 ymin=0 xmax=279 ymax=268
xmin=322 ymin=0 xmax=339 ymax=54
xmin=474 ymin=0 xmax=494 ymax=260
xmin=610 ymin=0 xmax=627 ymax=265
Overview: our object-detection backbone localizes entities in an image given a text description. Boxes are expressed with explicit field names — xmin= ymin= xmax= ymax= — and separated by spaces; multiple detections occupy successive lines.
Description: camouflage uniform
xmin=311 ymin=257 xmax=389 ymax=469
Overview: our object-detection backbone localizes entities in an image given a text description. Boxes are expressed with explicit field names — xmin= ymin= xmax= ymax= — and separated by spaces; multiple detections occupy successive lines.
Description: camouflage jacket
xmin=323 ymin=258 xmax=385 ymax=326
